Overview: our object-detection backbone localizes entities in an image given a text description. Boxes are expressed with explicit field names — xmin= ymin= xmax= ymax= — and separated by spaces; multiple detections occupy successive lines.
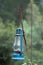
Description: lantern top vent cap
xmin=17 ymin=28 xmax=22 ymax=30
xmin=16 ymin=28 xmax=23 ymax=35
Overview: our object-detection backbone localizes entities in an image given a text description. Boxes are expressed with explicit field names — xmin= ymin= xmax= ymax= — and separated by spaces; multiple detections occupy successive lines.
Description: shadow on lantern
xmin=12 ymin=28 xmax=24 ymax=60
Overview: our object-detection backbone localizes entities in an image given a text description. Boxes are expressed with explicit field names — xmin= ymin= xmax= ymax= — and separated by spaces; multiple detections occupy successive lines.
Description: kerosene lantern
xmin=12 ymin=28 xmax=24 ymax=60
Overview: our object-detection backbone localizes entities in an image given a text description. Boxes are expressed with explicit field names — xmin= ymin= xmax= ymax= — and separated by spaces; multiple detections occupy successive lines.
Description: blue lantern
xmin=12 ymin=28 xmax=24 ymax=60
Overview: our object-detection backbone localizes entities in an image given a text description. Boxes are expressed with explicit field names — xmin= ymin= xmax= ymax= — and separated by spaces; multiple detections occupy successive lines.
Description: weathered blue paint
xmin=12 ymin=28 xmax=24 ymax=60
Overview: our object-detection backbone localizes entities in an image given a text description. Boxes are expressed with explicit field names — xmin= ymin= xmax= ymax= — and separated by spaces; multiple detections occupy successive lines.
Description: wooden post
xmin=18 ymin=8 xmax=28 ymax=51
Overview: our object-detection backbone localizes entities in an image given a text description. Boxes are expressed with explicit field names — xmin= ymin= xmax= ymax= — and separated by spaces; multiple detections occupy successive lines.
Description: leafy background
xmin=0 ymin=0 xmax=43 ymax=65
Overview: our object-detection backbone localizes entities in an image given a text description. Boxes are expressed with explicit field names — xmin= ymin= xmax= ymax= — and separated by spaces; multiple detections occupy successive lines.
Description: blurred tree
xmin=0 ymin=0 xmax=43 ymax=65
xmin=0 ymin=22 xmax=16 ymax=47
xmin=0 ymin=21 xmax=17 ymax=65
xmin=0 ymin=0 xmax=30 ymax=25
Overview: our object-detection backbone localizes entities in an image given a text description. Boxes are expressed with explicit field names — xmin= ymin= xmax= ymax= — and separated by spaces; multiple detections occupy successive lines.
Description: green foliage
xmin=0 ymin=0 xmax=43 ymax=65
xmin=0 ymin=21 xmax=16 ymax=47
xmin=0 ymin=20 xmax=17 ymax=65
xmin=22 ymin=2 xmax=43 ymax=65
xmin=0 ymin=46 xmax=12 ymax=65
xmin=0 ymin=0 xmax=30 ymax=24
